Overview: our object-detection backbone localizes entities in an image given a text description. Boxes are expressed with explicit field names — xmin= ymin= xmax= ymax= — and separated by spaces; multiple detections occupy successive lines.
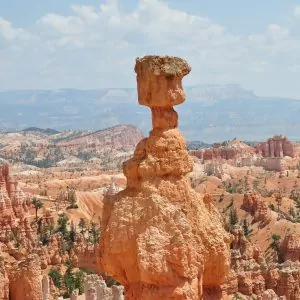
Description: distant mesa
xmin=187 ymin=140 xmax=212 ymax=150
xmin=2 ymin=85 xmax=300 ymax=141
xmin=22 ymin=127 xmax=60 ymax=135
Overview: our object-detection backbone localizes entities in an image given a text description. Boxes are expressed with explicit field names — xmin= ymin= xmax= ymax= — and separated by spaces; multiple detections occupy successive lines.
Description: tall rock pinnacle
xmin=100 ymin=55 xmax=231 ymax=300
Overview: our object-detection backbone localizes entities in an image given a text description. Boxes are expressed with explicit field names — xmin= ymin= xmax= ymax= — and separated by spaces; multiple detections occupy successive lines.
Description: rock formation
xmin=0 ymin=255 xmax=9 ymax=300
xmin=253 ymin=135 xmax=296 ymax=171
xmin=242 ymin=193 xmax=272 ymax=227
xmin=190 ymin=140 xmax=255 ymax=165
xmin=260 ymin=157 xmax=286 ymax=172
xmin=225 ymin=225 xmax=269 ymax=298
xmin=262 ymin=289 xmax=279 ymax=300
xmin=58 ymin=124 xmax=143 ymax=152
xmin=281 ymin=233 xmax=300 ymax=262
xmin=204 ymin=162 xmax=224 ymax=178
xmin=112 ymin=285 xmax=125 ymax=300
xmin=103 ymin=177 xmax=119 ymax=197
xmin=8 ymin=254 xmax=43 ymax=300
xmin=0 ymin=162 xmax=30 ymax=220
xmin=0 ymin=163 xmax=47 ymax=299
xmin=84 ymin=274 xmax=124 ymax=300
xmin=191 ymin=147 xmax=237 ymax=161
xmin=230 ymin=225 xmax=263 ymax=271
xmin=224 ymin=225 xmax=300 ymax=299
xmin=42 ymin=274 xmax=50 ymax=300
xmin=100 ymin=55 xmax=231 ymax=299
xmin=190 ymin=135 xmax=298 ymax=172
xmin=256 ymin=135 xmax=295 ymax=158
xmin=70 ymin=289 xmax=79 ymax=300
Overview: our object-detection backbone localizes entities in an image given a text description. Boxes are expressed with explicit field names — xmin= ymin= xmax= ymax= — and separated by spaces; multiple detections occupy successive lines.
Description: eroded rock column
xmin=0 ymin=256 xmax=9 ymax=300
xmin=9 ymin=254 xmax=43 ymax=300
xmin=112 ymin=285 xmax=124 ymax=300
xmin=100 ymin=55 xmax=231 ymax=300
xmin=42 ymin=275 xmax=49 ymax=300
xmin=70 ymin=289 xmax=79 ymax=300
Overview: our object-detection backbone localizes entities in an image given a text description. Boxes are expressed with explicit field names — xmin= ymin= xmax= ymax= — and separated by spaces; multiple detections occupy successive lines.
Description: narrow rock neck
xmin=151 ymin=106 xmax=178 ymax=130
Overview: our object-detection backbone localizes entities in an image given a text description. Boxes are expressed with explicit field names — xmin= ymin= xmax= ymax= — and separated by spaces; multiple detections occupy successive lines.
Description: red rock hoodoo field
xmin=3 ymin=55 xmax=300 ymax=300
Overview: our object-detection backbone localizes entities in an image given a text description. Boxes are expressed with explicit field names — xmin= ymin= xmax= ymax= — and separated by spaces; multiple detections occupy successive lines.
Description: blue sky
xmin=1 ymin=0 xmax=300 ymax=98
xmin=0 ymin=0 xmax=295 ymax=31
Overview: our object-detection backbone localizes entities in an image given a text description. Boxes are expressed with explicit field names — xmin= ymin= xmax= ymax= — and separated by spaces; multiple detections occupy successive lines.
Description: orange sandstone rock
xmin=100 ymin=55 xmax=231 ymax=300
xmin=256 ymin=135 xmax=295 ymax=158
xmin=0 ymin=162 xmax=30 ymax=221
xmin=0 ymin=256 xmax=9 ymax=300
xmin=242 ymin=193 xmax=271 ymax=228
xmin=135 ymin=55 xmax=191 ymax=108
xmin=281 ymin=233 xmax=300 ymax=262
xmin=9 ymin=254 xmax=43 ymax=300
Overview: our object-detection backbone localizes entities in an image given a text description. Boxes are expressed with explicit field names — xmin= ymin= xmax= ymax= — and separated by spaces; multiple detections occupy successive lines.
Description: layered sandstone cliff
xmin=191 ymin=147 xmax=237 ymax=161
xmin=190 ymin=140 xmax=255 ymax=166
xmin=256 ymin=135 xmax=295 ymax=158
xmin=0 ymin=162 xmax=30 ymax=220
xmin=190 ymin=135 xmax=298 ymax=172
xmin=100 ymin=55 xmax=231 ymax=299
xmin=255 ymin=135 xmax=297 ymax=172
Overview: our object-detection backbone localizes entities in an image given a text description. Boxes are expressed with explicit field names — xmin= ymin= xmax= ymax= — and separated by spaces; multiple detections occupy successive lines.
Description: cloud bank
xmin=1 ymin=0 xmax=300 ymax=98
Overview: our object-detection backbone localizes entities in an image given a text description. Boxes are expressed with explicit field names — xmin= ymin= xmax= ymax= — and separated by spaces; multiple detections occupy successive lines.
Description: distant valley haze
xmin=1 ymin=85 xmax=300 ymax=143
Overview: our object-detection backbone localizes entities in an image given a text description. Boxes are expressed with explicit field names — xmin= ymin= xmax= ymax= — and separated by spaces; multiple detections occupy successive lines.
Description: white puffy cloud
xmin=36 ymin=0 xmax=227 ymax=48
xmin=266 ymin=24 xmax=289 ymax=41
xmin=38 ymin=13 xmax=85 ymax=35
xmin=0 ymin=17 xmax=29 ymax=41
xmin=294 ymin=5 xmax=300 ymax=18
xmin=71 ymin=5 xmax=99 ymax=23
xmin=1 ymin=0 xmax=300 ymax=98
